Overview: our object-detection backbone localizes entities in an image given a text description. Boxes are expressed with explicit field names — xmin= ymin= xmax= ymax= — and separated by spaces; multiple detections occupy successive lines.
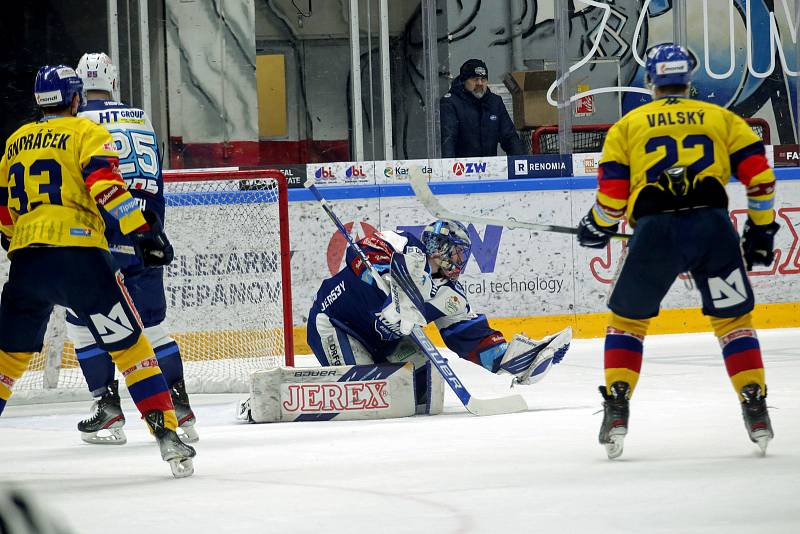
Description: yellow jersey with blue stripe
xmin=0 ymin=116 xmax=146 ymax=253
xmin=593 ymin=97 xmax=776 ymax=227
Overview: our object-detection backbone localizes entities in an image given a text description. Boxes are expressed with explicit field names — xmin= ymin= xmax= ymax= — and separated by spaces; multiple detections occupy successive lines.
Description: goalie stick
xmin=305 ymin=177 xmax=528 ymax=417
xmin=408 ymin=169 xmax=630 ymax=239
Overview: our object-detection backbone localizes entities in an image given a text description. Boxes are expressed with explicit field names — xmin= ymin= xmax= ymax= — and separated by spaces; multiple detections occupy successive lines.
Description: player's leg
xmin=126 ymin=266 xmax=198 ymax=442
xmin=63 ymin=248 xmax=194 ymax=476
xmin=602 ymin=213 xmax=683 ymax=458
xmin=0 ymin=251 xmax=55 ymax=415
xmin=66 ymin=314 xmax=126 ymax=444
xmin=307 ymin=310 xmax=376 ymax=366
xmin=690 ymin=208 xmax=772 ymax=452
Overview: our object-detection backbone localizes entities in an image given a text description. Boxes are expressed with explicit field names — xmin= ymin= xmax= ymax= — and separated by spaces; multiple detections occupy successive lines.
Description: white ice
xmin=1 ymin=330 xmax=799 ymax=534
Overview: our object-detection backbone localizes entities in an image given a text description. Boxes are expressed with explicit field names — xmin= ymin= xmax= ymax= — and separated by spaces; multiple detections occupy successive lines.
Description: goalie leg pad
xmin=386 ymin=338 xmax=444 ymax=415
xmin=247 ymin=363 xmax=418 ymax=423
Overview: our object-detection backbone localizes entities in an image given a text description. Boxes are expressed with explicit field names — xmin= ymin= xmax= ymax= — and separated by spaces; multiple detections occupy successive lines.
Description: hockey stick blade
xmin=408 ymin=170 xmax=630 ymax=240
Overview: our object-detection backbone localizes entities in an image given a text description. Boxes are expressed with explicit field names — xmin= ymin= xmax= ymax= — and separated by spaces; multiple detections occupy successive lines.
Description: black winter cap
xmin=459 ymin=59 xmax=488 ymax=80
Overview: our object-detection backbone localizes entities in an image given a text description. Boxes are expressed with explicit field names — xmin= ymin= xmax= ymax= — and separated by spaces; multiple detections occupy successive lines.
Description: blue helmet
xmin=645 ymin=43 xmax=695 ymax=87
xmin=34 ymin=65 xmax=84 ymax=108
xmin=421 ymin=220 xmax=472 ymax=280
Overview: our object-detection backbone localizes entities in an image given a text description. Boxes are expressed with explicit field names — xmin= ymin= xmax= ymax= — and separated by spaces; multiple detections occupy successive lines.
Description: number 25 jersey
xmin=595 ymin=97 xmax=776 ymax=227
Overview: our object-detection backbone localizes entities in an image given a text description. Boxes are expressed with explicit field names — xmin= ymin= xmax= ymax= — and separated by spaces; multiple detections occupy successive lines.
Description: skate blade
xmin=168 ymin=457 xmax=194 ymax=478
xmin=755 ymin=436 xmax=771 ymax=455
xmin=178 ymin=425 xmax=200 ymax=443
xmin=604 ymin=434 xmax=625 ymax=460
xmin=80 ymin=428 xmax=127 ymax=445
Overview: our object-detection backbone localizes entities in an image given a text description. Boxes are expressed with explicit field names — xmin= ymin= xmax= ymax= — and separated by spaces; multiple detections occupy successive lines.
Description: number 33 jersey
xmin=595 ymin=97 xmax=776 ymax=228
xmin=0 ymin=116 xmax=132 ymax=251
xmin=79 ymin=100 xmax=164 ymax=269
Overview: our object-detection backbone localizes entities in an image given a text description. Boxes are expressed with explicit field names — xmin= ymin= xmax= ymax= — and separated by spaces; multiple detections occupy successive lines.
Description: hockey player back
xmin=577 ymin=43 xmax=778 ymax=459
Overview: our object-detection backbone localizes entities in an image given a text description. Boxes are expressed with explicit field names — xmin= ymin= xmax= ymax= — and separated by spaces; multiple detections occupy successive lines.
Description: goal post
xmin=7 ymin=168 xmax=294 ymax=403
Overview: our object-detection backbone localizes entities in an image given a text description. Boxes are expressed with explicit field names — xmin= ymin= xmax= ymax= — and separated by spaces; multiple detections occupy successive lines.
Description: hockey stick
xmin=408 ymin=169 xmax=630 ymax=239
xmin=305 ymin=177 xmax=528 ymax=416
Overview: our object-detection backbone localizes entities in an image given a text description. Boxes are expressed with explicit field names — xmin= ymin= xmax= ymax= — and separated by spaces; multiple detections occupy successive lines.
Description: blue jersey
xmin=310 ymin=231 xmax=508 ymax=367
xmin=78 ymin=99 xmax=163 ymax=270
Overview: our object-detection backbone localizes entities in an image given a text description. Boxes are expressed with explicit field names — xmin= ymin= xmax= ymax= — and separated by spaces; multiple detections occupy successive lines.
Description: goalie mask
xmin=422 ymin=220 xmax=472 ymax=280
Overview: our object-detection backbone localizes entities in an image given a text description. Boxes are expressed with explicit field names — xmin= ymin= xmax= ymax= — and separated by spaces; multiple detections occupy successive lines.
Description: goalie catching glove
xmin=374 ymin=249 xmax=432 ymax=341
xmin=130 ymin=210 xmax=174 ymax=267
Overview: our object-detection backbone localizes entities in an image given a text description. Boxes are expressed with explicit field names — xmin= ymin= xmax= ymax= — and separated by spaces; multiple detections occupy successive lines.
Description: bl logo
xmin=315 ymin=167 xmax=335 ymax=180
xmin=346 ymin=166 xmax=367 ymax=178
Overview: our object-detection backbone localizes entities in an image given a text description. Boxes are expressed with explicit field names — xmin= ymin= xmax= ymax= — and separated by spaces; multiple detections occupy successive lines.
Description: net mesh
xmin=10 ymin=170 xmax=291 ymax=401
xmin=526 ymin=118 xmax=771 ymax=154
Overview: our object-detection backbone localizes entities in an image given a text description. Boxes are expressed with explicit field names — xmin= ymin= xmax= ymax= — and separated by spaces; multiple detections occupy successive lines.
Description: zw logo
xmin=89 ymin=303 xmax=134 ymax=343
xmin=452 ymin=162 xmax=487 ymax=176
xmin=282 ymin=381 xmax=390 ymax=412
xmin=708 ymin=270 xmax=748 ymax=308
xmin=315 ymin=167 xmax=335 ymax=179
xmin=346 ymin=166 xmax=367 ymax=178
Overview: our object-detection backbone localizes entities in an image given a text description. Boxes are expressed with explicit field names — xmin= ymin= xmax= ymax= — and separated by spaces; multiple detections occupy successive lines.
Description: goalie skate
xmin=598 ymin=382 xmax=630 ymax=460
xmin=144 ymin=410 xmax=196 ymax=478
xmin=77 ymin=380 xmax=126 ymax=445
xmin=500 ymin=327 xmax=572 ymax=387
xmin=171 ymin=379 xmax=199 ymax=443
xmin=740 ymin=383 xmax=773 ymax=455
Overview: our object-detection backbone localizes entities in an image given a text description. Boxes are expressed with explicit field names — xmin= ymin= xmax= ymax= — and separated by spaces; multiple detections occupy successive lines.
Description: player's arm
xmin=728 ymin=116 xmax=776 ymax=226
xmin=577 ymin=122 xmax=630 ymax=248
xmin=79 ymin=124 xmax=147 ymax=234
xmin=728 ymin=115 xmax=779 ymax=269
xmin=440 ymin=96 xmax=459 ymax=158
xmin=0 ymin=155 xmax=13 ymax=251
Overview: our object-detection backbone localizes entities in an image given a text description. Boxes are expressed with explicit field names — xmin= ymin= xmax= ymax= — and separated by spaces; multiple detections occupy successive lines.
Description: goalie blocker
xmin=240 ymin=362 xmax=444 ymax=423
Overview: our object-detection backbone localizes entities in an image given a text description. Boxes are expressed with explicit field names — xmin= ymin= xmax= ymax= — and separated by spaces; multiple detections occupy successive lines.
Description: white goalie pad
xmin=246 ymin=363 xmax=419 ymax=423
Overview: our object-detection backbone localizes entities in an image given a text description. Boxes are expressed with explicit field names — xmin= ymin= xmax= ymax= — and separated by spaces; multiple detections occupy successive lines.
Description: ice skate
xmin=598 ymin=381 xmax=630 ymax=460
xmin=77 ymin=379 xmax=126 ymax=445
xmin=144 ymin=410 xmax=196 ymax=478
xmin=171 ymin=379 xmax=199 ymax=443
xmin=740 ymin=383 xmax=773 ymax=455
xmin=501 ymin=327 xmax=572 ymax=387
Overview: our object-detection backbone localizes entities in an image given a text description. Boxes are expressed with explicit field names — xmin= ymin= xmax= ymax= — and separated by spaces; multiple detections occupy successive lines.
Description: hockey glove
xmin=131 ymin=210 xmax=174 ymax=267
xmin=1 ymin=234 xmax=9 ymax=252
xmin=374 ymin=278 xmax=428 ymax=341
xmin=577 ymin=210 xmax=618 ymax=249
xmin=741 ymin=218 xmax=780 ymax=270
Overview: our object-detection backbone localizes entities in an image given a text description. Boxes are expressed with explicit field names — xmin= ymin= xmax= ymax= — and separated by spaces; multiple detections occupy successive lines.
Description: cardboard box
xmin=503 ymin=70 xmax=558 ymax=129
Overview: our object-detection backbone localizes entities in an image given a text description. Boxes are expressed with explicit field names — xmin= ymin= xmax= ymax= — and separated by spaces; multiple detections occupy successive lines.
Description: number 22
xmin=645 ymin=134 xmax=714 ymax=182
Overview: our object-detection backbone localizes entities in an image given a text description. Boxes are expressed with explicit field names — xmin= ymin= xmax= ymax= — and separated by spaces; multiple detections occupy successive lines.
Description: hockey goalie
xmin=243 ymin=220 xmax=571 ymax=423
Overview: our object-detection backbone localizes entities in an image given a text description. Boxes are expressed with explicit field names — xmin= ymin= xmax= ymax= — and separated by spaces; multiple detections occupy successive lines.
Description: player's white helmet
xmin=76 ymin=52 xmax=120 ymax=101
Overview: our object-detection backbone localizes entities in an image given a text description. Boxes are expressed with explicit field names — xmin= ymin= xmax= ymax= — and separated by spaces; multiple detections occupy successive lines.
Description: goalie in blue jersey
xmin=307 ymin=220 xmax=572 ymax=410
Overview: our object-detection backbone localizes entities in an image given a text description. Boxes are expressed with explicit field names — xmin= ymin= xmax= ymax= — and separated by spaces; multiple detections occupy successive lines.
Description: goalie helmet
xmin=421 ymin=220 xmax=472 ymax=280
xmin=34 ymin=65 xmax=84 ymax=109
xmin=645 ymin=43 xmax=695 ymax=88
xmin=76 ymin=52 xmax=120 ymax=101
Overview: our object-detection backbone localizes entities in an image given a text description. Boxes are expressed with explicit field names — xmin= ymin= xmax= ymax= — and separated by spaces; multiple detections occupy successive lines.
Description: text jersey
xmin=0 ymin=116 xmax=127 ymax=252
xmin=595 ymin=97 xmax=776 ymax=227
xmin=79 ymin=100 xmax=164 ymax=269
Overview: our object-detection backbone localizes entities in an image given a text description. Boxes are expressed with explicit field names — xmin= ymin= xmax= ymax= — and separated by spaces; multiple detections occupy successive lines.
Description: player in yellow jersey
xmin=576 ymin=44 xmax=779 ymax=459
xmin=0 ymin=65 xmax=195 ymax=477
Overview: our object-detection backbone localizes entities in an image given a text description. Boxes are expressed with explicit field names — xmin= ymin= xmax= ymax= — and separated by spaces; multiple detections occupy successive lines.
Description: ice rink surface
xmin=1 ymin=329 xmax=798 ymax=534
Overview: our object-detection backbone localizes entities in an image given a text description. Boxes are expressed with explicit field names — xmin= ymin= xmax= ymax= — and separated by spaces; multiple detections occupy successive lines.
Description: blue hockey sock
xmin=76 ymin=345 xmax=116 ymax=396
xmin=154 ymin=340 xmax=184 ymax=388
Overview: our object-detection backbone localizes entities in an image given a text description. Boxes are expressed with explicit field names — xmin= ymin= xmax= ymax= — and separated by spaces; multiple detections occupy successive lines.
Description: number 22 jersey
xmin=594 ymin=97 xmax=776 ymax=228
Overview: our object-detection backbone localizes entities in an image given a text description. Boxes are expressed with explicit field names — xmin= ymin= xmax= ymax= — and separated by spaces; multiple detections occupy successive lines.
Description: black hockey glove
xmin=741 ymin=218 xmax=780 ymax=271
xmin=131 ymin=210 xmax=174 ymax=267
xmin=577 ymin=210 xmax=618 ymax=249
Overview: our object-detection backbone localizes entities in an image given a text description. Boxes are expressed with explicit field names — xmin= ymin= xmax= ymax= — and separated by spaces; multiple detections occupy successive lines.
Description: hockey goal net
xmin=526 ymin=118 xmax=771 ymax=154
xmin=7 ymin=169 xmax=293 ymax=402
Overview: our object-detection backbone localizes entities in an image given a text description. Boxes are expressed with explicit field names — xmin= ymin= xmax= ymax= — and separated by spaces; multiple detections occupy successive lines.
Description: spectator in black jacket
xmin=440 ymin=59 xmax=526 ymax=158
